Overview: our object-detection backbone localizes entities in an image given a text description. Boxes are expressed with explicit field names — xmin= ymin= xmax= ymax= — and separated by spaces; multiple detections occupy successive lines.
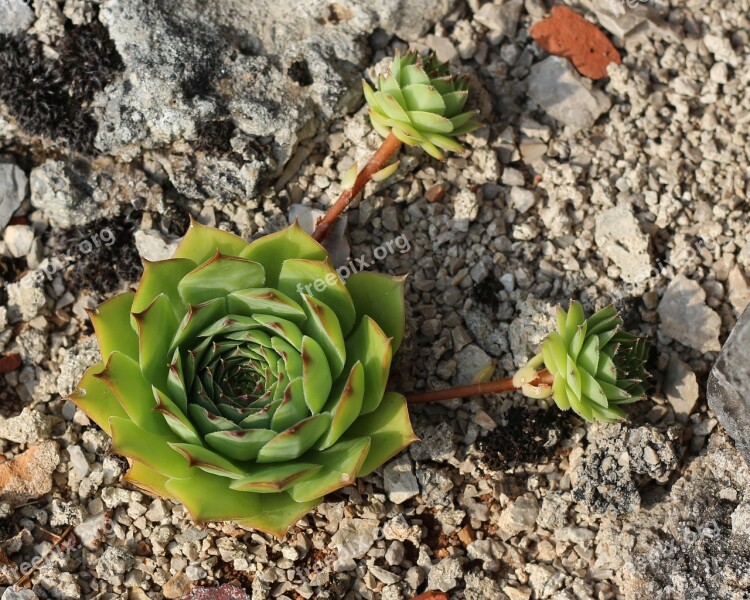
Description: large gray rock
xmin=0 ymin=0 xmax=35 ymax=35
xmin=527 ymin=56 xmax=612 ymax=131
xmin=620 ymin=431 xmax=750 ymax=600
xmin=708 ymin=304 xmax=750 ymax=465
xmin=93 ymin=0 xmax=456 ymax=203
xmin=0 ymin=162 xmax=27 ymax=230
xmin=0 ymin=408 xmax=55 ymax=444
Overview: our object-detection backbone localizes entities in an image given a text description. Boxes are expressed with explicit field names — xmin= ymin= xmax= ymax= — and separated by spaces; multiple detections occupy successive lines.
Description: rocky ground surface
xmin=0 ymin=0 xmax=749 ymax=599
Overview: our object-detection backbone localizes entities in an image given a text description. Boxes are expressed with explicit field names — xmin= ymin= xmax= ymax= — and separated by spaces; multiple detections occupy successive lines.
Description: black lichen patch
xmin=0 ymin=21 xmax=123 ymax=152
xmin=156 ymin=203 xmax=191 ymax=238
xmin=50 ymin=212 xmax=142 ymax=295
xmin=288 ymin=59 xmax=313 ymax=86
xmin=472 ymin=271 xmax=504 ymax=312
xmin=0 ymin=372 xmax=25 ymax=419
xmin=194 ymin=119 xmax=234 ymax=153
xmin=0 ymin=254 xmax=27 ymax=302
xmin=477 ymin=405 xmax=571 ymax=469
xmin=181 ymin=63 xmax=219 ymax=101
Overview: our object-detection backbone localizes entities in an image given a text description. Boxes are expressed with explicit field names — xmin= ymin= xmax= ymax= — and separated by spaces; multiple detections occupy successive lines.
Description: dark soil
xmin=477 ymin=405 xmax=572 ymax=469
xmin=471 ymin=271 xmax=504 ymax=312
xmin=49 ymin=212 xmax=143 ymax=296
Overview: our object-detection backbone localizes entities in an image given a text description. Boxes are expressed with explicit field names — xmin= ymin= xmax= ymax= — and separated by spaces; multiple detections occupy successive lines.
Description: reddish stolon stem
xmin=312 ymin=132 xmax=403 ymax=242
xmin=405 ymin=370 xmax=554 ymax=405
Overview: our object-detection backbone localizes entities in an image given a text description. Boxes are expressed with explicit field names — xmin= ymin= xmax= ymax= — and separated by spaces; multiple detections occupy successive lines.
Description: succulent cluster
xmin=517 ymin=302 xmax=648 ymax=422
xmin=363 ymin=51 xmax=481 ymax=160
xmin=72 ymin=221 xmax=416 ymax=536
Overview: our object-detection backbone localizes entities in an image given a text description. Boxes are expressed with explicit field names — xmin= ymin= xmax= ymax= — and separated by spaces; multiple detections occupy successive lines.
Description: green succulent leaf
xmin=289 ymin=437 xmax=371 ymax=503
xmin=407 ymin=111 xmax=454 ymax=133
xmin=401 ymin=84 xmax=446 ymax=114
xmin=204 ymin=428 xmax=277 ymax=461
xmin=318 ymin=361 xmax=365 ymax=450
xmin=300 ymin=294 xmax=345 ymax=379
xmin=345 ymin=272 xmax=406 ymax=351
xmin=95 ymin=351 xmax=171 ymax=437
xmin=344 ymin=392 xmax=418 ymax=477
xmin=256 ymin=413 xmax=331 ymax=463
xmin=400 ymin=64 xmax=431 ymax=86
xmin=109 ymin=417 xmax=190 ymax=479
xmin=233 ymin=493 xmax=320 ymax=538
xmin=164 ymin=467 xmax=264 ymax=522
xmin=229 ymin=462 xmax=322 ymax=493
xmin=70 ymin=363 xmax=128 ymax=435
xmin=174 ymin=218 xmax=249 ymax=264
xmin=170 ymin=442 xmax=247 ymax=478
xmin=228 ymin=288 xmax=306 ymax=324
xmin=88 ymin=292 xmax=140 ymax=361
xmin=171 ymin=299 xmax=227 ymax=351
xmin=239 ymin=221 xmax=327 ymax=287
xmin=271 ymin=378 xmax=307 ymax=431
xmin=124 ymin=461 xmax=175 ymax=500
xmin=301 ymin=336 xmax=333 ymax=414
xmin=178 ymin=255 xmax=265 ymax=306
xmin=131 ymin=259 xmax=196 ymax=326
xmin=277 ymin=259 xmax=356 ymax=335
xmin=153 ymin=387 xmax=202 ymax=445
xmin=134 ymin=294 xmax=179 ymax=389
xmin=344 ymin=316 xmax=392 ymax=415
xmin=442 ymin=90 xmax=469 ymax=115
xmin=362 ymin=79 xmax=382 ymax=113
xmin=424 ymin=132 xmax=465 ymax=154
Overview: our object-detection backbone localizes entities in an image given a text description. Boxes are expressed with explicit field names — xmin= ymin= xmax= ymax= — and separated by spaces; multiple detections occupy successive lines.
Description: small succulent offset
xmin=312 ymin=49 xmax=480 ymax=241
xmin=72 ymin=221 xmax=417 ymax=536
xmin=514 ymin=302 xmax=648 ymax=422
xmin=363 ymin=50 xmax=482 ymax=160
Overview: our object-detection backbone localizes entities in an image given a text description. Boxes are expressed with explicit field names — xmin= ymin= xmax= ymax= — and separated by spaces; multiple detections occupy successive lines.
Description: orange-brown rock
xmin=0 ymin=441 xmax=59 ymax=506
xmin=530 ymin=6 xmax=621 ymax=80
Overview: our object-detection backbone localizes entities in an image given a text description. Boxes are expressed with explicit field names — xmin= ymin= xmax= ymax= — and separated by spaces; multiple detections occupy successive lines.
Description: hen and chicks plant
xmin=72 ymin=221 xmax=416 ymax=536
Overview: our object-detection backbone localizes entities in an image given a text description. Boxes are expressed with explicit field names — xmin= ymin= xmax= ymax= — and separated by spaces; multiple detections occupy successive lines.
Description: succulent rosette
xmin=72 ymin=220 xmax=417 ymax=536
xmin=363 ymin=50 xmax=481 ymax=160
xmin=538 ymin=302 xmax=648 ymax=422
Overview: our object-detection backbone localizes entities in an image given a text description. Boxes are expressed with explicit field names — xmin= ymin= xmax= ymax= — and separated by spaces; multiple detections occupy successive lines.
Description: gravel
xmin=1 ymin=0 xmax=749 ymax=598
